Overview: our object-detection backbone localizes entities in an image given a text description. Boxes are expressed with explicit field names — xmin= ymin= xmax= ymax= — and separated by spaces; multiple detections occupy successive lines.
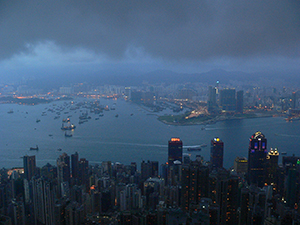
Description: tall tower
xmin=248 ymin=131 xmax=267 ymax=187
xmin=57 ymin=153 xmax=71 ymax=185
xmin=168 ymin=138 xmax=183 ymax=165
xmin=71 ymin=152 xmax=79 ymax=180
xmin=23 ymin=155 xmax=36 ymax=181
xmin=236 ymin=90 xmax=244 ymax=113
xmin=210 ymin=137 xmax=224 ymax=169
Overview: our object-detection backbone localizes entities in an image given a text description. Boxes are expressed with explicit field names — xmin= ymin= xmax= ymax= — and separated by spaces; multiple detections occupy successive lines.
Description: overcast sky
xmin=1 ymin=0 xmax=300 ymax=82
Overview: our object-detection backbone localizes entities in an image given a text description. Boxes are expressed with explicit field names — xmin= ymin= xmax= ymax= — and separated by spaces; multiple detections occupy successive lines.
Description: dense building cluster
xmin=0 ymin=132 xmax=299 ymax=224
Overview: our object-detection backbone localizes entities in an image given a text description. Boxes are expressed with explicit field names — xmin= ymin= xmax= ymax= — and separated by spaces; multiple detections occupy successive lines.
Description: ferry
xmin=187 ymin=147 xmax=201 ymax=152
xmin=65 ymin=132 xmax=73 ymax=137
xmin=30 ymin=145 xmax=39 ymax=151
xmin=61 ymin=123 xmax=76 ymax=130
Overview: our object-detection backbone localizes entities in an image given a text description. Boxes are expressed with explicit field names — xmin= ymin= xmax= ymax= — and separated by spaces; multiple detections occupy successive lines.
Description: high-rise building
xmin=57 ymin=153 xmax=71 ymax=186
xmin=71 ymin=152 xmax=79 ymax=180
xmin=236 ymin=90 xmax=244 ymax=113
xmin=210 ymin=137 xmax=224 ymax=169
xmin=208 ymin=86 xmax=217 ymax=112
xmin=266 ymin=148 xmax=279 ymax=186
xmin=23 ymin=155 xmax=36 ymax=181
xmin=247 ymin=131 xmax=267 ymax=187
xmin=220 ymin=88 xmax=236 ymax=111
xmin=168 ymin=138 xmax=183 ymax=165
xmin=233 ymin=157 xmax=248 ymax=174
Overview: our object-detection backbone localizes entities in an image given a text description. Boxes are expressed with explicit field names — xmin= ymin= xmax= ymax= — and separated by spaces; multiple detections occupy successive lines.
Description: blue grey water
xmin=0 ymin=98 xmax=299 ymax=169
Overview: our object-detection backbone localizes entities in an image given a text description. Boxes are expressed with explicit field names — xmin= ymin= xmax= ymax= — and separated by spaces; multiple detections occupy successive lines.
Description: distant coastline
xmin=157 ymin=112 xmax=277 ymax=126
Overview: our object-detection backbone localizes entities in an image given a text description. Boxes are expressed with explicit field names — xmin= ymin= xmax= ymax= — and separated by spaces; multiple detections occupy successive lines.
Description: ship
xmin=30 ymin=145 xmax=39 ymax=150
xmin=115 ymin=114 xmax=119 ymax=117
xmin=36 ymin=119 xmax=41 ymax=123
xmin=187 ymin=147 xmax=201 ymax=152
xmin=7 ymin=110 xmax=14 ymax=114
xmin=61 ymin=123 xmax=76 ymax=130
xmin=65 ymin=132 xmax=73 ymax=137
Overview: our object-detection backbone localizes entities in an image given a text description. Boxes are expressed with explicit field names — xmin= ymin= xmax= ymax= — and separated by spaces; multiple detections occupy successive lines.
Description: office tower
xmin=266 ymin=148 xmax=279 ymax=186
xmin=233 ymin=157 xmax=248 ymax=174
xmin=219 ymin=88 xmax=236 ymax=111
xmin=23 ymin=155 xmax=36 ymax=181
xmin=168 ymin=138 xmax=183 ymax=165
xmin=71 ymin=152 xmax=79 ymax=180
xmin=210 ymin=137 xmax=224 ymax=169
xmin=236 ymin=90 xmax=244 ymax=113
xmin=248 ymin=131 xmax=267 ymax=187
xmin=208 ymin=86 xmax=217 ymax=112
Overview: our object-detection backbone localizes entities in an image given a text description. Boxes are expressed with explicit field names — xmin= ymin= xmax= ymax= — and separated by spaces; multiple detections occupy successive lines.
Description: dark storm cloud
xmin=1 ymin=0 xmax=300 ymax=61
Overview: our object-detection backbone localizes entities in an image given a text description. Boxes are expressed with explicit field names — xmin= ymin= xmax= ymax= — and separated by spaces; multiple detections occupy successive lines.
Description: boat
xmin=30 ymin=145 xmax=39 ymax=150
xmin=281 ymin=152 xmax=287 ymax=155
xmin=187 ymin=147 xmax=201 ymax=152
xmin=115 ymin=114 xmax=119 ymax=117
xmin=65 ymin=132 xmax=73 ymax=137
xmin=130 ymin=113 xmax=133 ymax=116
xmin=49 ymin=134 xmax=53 ymax=137
xmin=7 ymin=110 xmax=13 ymax=114
xmin=36 ymin=119 xmax=41 ymax=123
xmin=61 ymin=123 xmax=76 ymax=130
xmin=95 ymin=118 xmax=99 ymax=120
xmin=57 ymin=148 xmax=62 ymax=151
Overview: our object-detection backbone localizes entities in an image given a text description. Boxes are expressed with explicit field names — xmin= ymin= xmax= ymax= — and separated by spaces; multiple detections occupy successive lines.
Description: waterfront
xmin=0 ymin=98 xmax=299 ymax=169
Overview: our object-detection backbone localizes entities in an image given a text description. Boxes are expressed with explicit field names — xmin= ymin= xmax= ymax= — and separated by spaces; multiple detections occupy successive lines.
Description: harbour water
xmin=0 ymin=98 xmax=299 ymax=169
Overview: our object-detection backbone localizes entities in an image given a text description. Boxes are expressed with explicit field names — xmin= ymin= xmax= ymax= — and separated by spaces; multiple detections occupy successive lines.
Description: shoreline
xmin=157 ymin=113 xmax=278 ymax=126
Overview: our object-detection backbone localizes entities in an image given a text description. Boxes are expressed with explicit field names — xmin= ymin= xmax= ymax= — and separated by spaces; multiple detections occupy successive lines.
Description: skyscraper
xmin=208 ymin=86 xmax=217 ymax=112
xmin=236 ymin=90 xmax=244 ymax=113
xmin=247 ymin=131 xmax=267 ymax=187
xmin=220 ymin=88 xmax=236 ymax=111
xmin=168 ymin=138 xmax=183 ymax=165
xmin=210 ymin=137 xmax=224 ymax=169
xmin=23 ymin=155 xmax=36 ymax=181
xmin=71 ymin=152 xmax=79 ymax=180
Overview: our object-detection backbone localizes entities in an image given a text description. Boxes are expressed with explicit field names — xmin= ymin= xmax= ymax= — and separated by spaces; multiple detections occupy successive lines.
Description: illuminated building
xmin=266 ymin=148 xmax=279 ymax=186
xmin=180 ymin=162 xmax=209 ymax=211
xmin=168 ymin=138 xmax=183 ymax=165
xmin=233 ymin=157 xmax=248 ymax=174
xmin=210 ymin=137 xmax=224 ymax=169
xmin=23 ymin=155 xmax=36 ymax=181
xmin=247 ymin=131 xmax=267 ymax=187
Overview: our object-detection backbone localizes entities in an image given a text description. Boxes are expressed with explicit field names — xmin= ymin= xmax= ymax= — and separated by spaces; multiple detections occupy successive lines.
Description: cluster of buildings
xmin=0 ymin=132 xmax=299 ymax=224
